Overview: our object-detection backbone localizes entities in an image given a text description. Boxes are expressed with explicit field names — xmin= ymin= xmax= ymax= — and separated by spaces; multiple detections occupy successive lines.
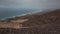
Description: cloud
xmin=0 ymin=0 xmax=60 ymax=9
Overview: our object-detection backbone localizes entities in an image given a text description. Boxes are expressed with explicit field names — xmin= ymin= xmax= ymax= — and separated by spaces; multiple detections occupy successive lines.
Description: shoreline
xmin=0 ymin=9 xmax=58 ymax=20
xmin=0 ymin=10 xmax=43 ymax=20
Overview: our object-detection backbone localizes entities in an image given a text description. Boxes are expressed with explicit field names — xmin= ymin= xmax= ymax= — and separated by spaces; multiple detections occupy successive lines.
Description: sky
xmin=0 ymin=0 xmax=60 ymax=9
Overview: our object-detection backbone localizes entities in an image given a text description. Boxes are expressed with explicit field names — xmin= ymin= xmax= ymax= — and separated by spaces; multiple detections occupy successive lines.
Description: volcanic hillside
xmin=0 ymin=9 xmax=60 ymax=34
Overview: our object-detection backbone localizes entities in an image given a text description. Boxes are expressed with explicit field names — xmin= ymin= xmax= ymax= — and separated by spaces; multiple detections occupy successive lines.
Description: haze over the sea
xmin=0 ymin=0 xmax=60 ymax=20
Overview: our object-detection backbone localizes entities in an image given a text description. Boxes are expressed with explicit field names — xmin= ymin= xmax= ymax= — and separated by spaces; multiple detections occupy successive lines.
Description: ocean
xmin=0 ymin=8 xmax=38 ymax=20
xmin=0 ymin=8 xmax=60 ymax=20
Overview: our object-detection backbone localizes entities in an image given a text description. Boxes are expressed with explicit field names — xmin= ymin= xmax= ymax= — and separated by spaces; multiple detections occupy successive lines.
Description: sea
xmin=0 ymin=8 xmax=59 ymax=20
xmin=0 ymin=8 xmax=41 ymax=20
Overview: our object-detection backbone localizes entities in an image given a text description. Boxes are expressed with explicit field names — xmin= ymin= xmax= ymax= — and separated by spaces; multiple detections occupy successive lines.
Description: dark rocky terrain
xmin=0 ymin=9 xmax=60 ymax=34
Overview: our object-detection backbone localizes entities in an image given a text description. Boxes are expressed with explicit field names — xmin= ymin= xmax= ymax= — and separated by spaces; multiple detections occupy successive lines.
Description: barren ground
xmin=0 ymin=9 xmax=60 ymax=34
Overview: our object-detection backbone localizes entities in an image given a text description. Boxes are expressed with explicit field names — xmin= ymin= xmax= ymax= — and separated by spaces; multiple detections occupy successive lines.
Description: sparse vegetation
xmin=0 ymin=9 xmax=60 ymax=34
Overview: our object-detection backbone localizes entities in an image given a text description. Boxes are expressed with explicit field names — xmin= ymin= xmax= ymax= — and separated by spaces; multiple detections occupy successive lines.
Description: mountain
xmin=0 ymin=9 xmax=60 ymax=34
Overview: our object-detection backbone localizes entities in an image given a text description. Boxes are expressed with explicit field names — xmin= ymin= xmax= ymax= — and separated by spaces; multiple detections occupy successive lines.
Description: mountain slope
xmin=0 ymin=9 xmax=60 ymax=34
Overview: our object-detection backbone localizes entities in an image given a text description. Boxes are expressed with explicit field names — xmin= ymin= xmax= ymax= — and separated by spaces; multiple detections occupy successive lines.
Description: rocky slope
xmin=0 ymin=9 xmax=60 ymax=34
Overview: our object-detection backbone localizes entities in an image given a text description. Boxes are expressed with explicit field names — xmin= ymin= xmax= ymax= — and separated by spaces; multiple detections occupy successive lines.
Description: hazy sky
xmin=0 ymin=0 xmax=60 ymax=9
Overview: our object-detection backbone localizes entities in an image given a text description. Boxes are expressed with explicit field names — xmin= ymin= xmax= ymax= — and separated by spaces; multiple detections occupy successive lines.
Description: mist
xmin=0 ymin=0 xmax=60 ymax=9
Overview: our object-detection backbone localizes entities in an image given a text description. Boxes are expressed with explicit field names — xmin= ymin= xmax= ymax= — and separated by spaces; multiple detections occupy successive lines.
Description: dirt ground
xmin=0 ymin=9 xmax=60 ymax=34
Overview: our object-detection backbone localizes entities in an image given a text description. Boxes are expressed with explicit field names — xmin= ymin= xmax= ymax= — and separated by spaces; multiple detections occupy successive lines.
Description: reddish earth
xmin=0 ymin=9 xmax=60 ymax=34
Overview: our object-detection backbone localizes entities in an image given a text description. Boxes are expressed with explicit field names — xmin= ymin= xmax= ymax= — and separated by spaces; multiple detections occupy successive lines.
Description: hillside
xmin=0 ymin=9 xmax=60 ymax=34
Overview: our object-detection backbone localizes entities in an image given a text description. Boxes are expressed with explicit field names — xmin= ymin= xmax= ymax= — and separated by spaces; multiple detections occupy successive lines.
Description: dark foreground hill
xmin=0 ymin=9 xmax=60 ymax=34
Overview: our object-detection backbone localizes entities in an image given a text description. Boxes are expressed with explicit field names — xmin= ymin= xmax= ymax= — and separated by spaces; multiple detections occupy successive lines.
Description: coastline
xmin=0 ymin=8 xmax=58 ymax=20
xmin=0 ymin=10 xmax=43 ymax=20
xmin=0 ymin=9 xmax=60 ymax=34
